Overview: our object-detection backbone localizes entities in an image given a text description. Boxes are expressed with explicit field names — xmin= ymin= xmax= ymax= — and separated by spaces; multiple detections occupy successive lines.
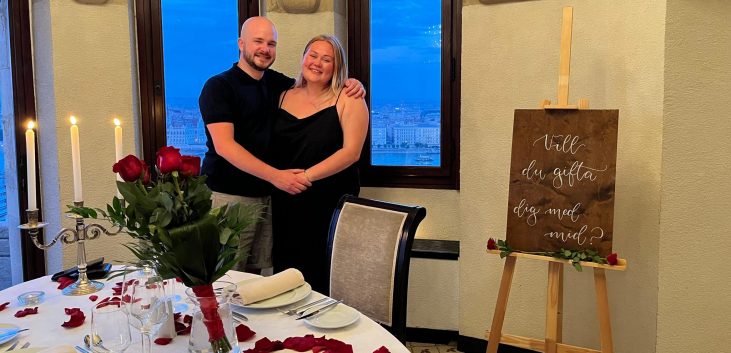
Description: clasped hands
xmin=272 ymin=169 xmax=312 ymax=195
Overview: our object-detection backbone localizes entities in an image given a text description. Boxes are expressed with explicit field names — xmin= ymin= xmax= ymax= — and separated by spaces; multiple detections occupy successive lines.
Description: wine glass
xmin=121 ymin=262 xmax=170 ymax=353
xmin=90 ymin=301 xmax=132 ymax=353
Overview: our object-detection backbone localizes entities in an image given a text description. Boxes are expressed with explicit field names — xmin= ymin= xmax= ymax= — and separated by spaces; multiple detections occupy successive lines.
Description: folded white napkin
xmin=237 ymin=268 xmax=305 ymax=304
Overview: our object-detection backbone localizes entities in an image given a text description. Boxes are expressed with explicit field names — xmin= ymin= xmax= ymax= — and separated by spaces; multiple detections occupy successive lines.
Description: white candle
xmin=25 ymin=121 xmax=37 ymax=210
xmin=70 ymin=116 xmax=83 ymax=202
xmin=113 ymin=118 xmax=123 ymax=198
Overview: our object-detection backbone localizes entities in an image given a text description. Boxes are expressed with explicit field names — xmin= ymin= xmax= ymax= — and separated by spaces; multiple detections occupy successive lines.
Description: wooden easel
xmin=485 ymin=7 xmax=628 ymax=353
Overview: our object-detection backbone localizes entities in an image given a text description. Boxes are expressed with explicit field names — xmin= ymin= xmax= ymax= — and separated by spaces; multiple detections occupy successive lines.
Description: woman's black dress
xmin=271 ymin=94 xmax=359 ymax=294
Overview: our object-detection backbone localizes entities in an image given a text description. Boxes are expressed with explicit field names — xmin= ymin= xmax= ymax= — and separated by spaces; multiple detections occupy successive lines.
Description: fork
xmin=4 ymin=341 xmax=19 ymax=351
xmin=278 ymin=297 xmax=331 ymax=316
xmin=231 ymin=311 xmax=248 ymax=322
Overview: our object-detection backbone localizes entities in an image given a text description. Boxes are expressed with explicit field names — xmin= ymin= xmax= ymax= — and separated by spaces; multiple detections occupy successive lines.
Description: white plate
xmin=304 ymin=303 xmax=360 ymax=329
xmin=230 ymin=280 xmax=312 ymax=309
xmin=0 ymin=323 xmax=20 ymax=345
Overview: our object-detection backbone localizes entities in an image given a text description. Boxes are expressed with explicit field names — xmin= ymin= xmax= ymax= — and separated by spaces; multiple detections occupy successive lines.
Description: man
xmin=198 ymin=17 xmax=364 ymax=273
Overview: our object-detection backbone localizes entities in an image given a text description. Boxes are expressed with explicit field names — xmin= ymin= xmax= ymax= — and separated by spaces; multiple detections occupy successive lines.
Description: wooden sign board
xmin=506 ymin=109 xmax=619 ymax=256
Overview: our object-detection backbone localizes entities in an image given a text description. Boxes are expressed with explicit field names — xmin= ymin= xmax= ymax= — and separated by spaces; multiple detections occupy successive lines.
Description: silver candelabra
xmin=18 ymin=201 xmax=122 ymax=296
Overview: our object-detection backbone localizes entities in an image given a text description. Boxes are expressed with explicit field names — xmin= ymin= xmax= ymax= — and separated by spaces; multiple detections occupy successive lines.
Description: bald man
xmin=198 ymin=17 xmax=363 ymax=272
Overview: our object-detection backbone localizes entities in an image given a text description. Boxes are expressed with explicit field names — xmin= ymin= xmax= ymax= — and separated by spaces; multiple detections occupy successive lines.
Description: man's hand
xmin=343 ymin=78 xmax=366 ymax=99
xmin=269 ymin=169 xmax=312 ymax=195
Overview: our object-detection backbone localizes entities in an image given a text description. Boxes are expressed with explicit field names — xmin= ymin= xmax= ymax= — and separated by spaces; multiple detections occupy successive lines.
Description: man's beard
xmin=244 ymin=51 xmax=273 ymax=71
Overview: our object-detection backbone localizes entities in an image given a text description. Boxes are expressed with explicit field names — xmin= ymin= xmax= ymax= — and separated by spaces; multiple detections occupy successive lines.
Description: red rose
xmin=156 ymin=146 xmax=182 ymax=174
xmin=487 ymin=238 xmax=497 ymax=250
xmin=606 ymin=253 xmax=618 ymax=266
xmin=141 ymin=161 xmax=151 ymax=185
xmin=180 ymin=155 xmax=201 ymax=177
xmin=112 ymin=155 xmax=145 ymax=182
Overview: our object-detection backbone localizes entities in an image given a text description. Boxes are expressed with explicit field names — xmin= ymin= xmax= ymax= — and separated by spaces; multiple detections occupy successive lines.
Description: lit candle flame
xmin=27 ymin=121 xmax=35 ymax=130
xmin=70 ymin=116 xmax=77 ymax=125
xmin=113 ymin=118 xmax=121 ymax=126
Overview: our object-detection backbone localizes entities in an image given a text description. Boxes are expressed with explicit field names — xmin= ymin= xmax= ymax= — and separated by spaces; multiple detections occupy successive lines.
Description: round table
xmin=0 ymin=270 xmax=409 ymax=352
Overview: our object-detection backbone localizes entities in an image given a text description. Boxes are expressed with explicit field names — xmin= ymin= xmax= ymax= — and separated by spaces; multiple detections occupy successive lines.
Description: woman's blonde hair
xmin=294 ymin=34 xmax=348 ymax=95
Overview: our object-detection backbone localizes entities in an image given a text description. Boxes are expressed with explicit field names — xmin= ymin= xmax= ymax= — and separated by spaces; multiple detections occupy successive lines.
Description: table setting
xmin=7 ymin=145 xmax=409 ymax=353
xmin=0 ymin=267 xmax=408 ymax=353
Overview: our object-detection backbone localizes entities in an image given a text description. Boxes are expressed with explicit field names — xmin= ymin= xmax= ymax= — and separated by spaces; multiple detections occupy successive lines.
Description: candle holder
xmin=18 ymin=201 xmax=122 ymax=296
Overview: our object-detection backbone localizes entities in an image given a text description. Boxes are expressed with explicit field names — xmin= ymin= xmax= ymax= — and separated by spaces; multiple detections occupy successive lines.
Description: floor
xmin=405 ymin=341 xmax=462 ymax=353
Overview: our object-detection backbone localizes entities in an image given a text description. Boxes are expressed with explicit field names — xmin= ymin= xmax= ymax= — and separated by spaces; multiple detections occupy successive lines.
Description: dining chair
xmin=327 ymin=195 xmax=426 ymax=342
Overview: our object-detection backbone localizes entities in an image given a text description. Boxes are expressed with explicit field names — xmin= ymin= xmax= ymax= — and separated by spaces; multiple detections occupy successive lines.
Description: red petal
xmin=61 ymin=311 xmax=85 ymax=328
xmin=254 ymin=337 xmax=284 ymax=351
xmin=64 ymin=307 xmax=81 ymax=315
xmin=154 ymin=337 xmax=173 ymax=345
xmin=183 ymin=314 xmax=193 ymax=324
xmin=57 ymin=277 xmax=75 ymax=290
xmin=89 ymin=295 xmax=98 ymax=302
xmin=15 ymin=307 xmax=39 ymax=318
xmin=373 ymin=346 xmax=391 ymax=353
xmin=0 ymin=302 xmax=9 ymax=312
xmin=236 ymin=324 xmax=256 ymax=342
xmin=283 ymin=335 xmax=316 ymax=350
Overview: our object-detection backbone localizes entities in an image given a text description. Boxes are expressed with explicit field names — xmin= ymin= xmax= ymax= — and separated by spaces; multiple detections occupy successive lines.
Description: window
xmin=2 ymin=0 xmax=46 ymax=281
xmin=135 ymin=0 xmax=258 ymax=164
xmin=348 ymin=0 xmax=461 ymax=189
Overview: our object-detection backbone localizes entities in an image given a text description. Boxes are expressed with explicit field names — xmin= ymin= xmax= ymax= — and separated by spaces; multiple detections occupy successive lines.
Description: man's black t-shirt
xmin=199 ymin=63 xmax=294 ymax=197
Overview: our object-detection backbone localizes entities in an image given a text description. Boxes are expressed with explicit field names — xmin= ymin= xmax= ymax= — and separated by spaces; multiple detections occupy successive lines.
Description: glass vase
xmin=185 ymin=282 xmax=239 ymax=353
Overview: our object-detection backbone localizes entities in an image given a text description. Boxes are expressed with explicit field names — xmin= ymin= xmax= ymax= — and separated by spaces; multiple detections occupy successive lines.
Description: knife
xmin=295 ymin=299 xmax=343 ymax=320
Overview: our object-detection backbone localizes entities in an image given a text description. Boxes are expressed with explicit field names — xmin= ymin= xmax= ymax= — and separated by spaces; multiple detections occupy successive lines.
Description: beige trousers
xmin=210 ymin=191 xmax=272 ymax=271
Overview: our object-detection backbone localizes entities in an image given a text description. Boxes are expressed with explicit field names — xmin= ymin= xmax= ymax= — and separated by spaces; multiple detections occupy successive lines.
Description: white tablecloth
xmin=0 ymin=271 xmax=409 ymax=353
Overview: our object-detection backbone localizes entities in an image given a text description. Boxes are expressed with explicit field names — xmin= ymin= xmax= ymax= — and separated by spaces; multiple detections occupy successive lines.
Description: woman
xmin=271 ymin=35 xmax=369 ymax=293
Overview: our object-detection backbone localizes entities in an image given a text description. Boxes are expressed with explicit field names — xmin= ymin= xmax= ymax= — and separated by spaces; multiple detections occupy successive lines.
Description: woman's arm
xmin=303 ymin=95 xmax=369 ymax=182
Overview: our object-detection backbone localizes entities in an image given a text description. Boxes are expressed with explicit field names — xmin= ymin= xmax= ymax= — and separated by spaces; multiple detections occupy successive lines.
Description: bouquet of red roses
xmin=73 ymin=146 xmax=257 ymax=352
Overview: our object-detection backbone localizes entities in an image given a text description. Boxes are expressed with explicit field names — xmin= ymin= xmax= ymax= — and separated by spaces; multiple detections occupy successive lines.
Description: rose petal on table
xmin=0 ymin=302 xmax=9 ymax=311
xmin=236 ymin=323 xmax=256 ymax=342
xmin=57 ymin=276 xmax=75 ymax=290
xmin=61 ymin=310 xmax=85 ymax=328
xmin=174 ymin=321 xmax=190 ymax=335
xmin=373 ymin=346 xmax=391 ymax=353
xmin=322 ymin=338 xmax=353 ymax=353
xmin=283 ymin=334 xmax=315 ymax=350
xmin=14 ymin=307 xmax=38 ymax=318
xmin=89 ymin=295 xmax=98 ymax=301
xmin=64 ymin=307 xmax=81 ymax=315
xmin=183 ymin=314 xmax=193 ymax=324
xmin=253 ymin=337 xmax=284 ymax=352
xmin=154 ymin=337 xmax=173 ymax=345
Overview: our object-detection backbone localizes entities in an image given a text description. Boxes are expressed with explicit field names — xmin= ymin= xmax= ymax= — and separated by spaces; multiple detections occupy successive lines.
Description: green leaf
xmin=219 ymin=228 xmax=233 ymax=245
xmin=572 ymin=262 xmax=583 ymax=272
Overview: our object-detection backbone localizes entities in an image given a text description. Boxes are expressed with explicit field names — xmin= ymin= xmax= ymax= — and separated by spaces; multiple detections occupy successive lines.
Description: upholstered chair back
xmin=327 ymin=195 xmax=426 ymax=342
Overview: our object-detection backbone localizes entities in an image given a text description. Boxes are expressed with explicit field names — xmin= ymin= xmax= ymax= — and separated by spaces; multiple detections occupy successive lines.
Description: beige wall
xmin=30 ymin=0 xmax=731 ymax=351
xmin=658 ymin=0 xmax=731 ymax=351
xmin=32 ymin=0 xmax=138 ymax=272
xmin=266 ymin=0 xmax=346 ymax=79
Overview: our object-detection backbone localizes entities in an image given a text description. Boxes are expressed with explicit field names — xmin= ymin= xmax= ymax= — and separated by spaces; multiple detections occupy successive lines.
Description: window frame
xmin=135 ymin=0 xmax=259 ymax=166
xmin=347 ymin=0 xmax=461 ymax=189
xmin=8 ymin=0 xmax=46 ymax=279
